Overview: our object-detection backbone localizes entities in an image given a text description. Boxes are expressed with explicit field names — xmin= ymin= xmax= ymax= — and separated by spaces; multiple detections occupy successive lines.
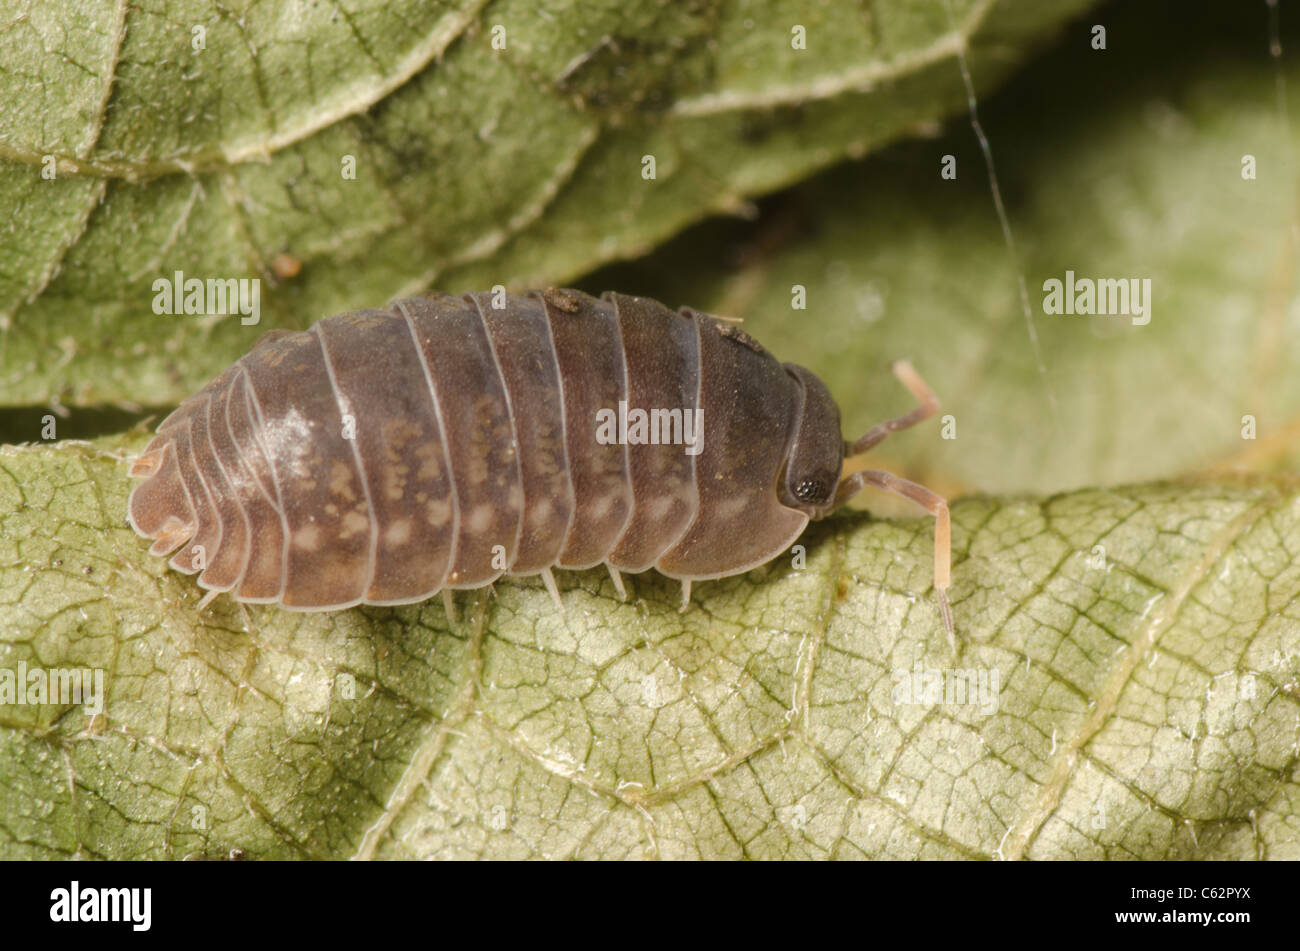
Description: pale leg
xmin=605 ymin=563 xmax=627 ymax=600
xmin=847 ymin=360 xmax=940 ymax=456
xmin=540 ymin=567 xmax=563 ymax=612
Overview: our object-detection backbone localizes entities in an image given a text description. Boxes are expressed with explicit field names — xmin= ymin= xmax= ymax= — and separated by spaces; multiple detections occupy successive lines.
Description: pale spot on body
xmin=329 ymin=460 xmax=356 ymax=500
xmin=382 ymin=419 xmax=420 ymax=460
xmin=340 ymin=510 xmax=369 ymax=539
xmin=294 ymin=524 xmax=322 ymax=551
xmin=589 ymin=494 xmax=617 ymax=522
xmin=426 ymin=498 xmax=452 ymax=527
xmin=384 ymin=518 xmax=412 ymax=546
xmin=467 ymin=503 xmax=493 ymax=533
xmin=646 ymin=495 xmax=675 ymax=521
xmin=415 ymin=442 xmax=442 ymax=481
xmin=160 ymin=516 xmax=190 ymax=536
xmin=384 ymin=467 xmax=406 ymax=502
xmin=529 ymin=498 xmax=553 ymax=527
xmin=716 ymin=495 xmax=749 ymax=521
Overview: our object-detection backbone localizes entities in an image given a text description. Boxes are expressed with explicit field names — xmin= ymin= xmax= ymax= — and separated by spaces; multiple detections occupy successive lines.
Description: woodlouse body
xmin=128 ymin=288 xmax=951 ymax=629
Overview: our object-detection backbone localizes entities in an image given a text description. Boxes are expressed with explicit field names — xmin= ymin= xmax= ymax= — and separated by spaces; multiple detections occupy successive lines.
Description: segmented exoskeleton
xmin=128 ymin=288 xmax=952 ymax=633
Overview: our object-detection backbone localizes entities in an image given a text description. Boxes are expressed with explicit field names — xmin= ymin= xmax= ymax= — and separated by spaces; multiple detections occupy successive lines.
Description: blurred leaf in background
xmin=0 ymin=0 xmax=1094 ymax=414
xmin=582 ymin=0 xmax=1300 ymax=497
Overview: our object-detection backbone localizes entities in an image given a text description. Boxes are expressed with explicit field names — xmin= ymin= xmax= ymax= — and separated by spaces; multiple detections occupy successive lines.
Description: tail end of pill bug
xmin=129 ymin=445 xmax=166 ymax=478
xmin=127 ymin=440 xmax=198 ymax=558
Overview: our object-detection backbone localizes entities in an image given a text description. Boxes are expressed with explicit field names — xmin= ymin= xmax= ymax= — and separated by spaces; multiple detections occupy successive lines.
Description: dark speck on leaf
xmin=835 ymin=576 xmax=850 ymax=602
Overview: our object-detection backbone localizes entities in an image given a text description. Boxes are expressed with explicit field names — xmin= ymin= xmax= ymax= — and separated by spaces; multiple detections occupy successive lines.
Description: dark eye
xmin=794 ymin=478 xmax=828 ymax=503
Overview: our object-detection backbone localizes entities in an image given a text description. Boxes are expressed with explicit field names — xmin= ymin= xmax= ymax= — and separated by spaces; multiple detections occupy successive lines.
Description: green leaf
xmin=0 ymin=0 xmax=1098 ymax=409
xmin=2 ymin=439 xmax=1299 ymax=859
xmin=4 ymin=0 xmax=1298 ymax=862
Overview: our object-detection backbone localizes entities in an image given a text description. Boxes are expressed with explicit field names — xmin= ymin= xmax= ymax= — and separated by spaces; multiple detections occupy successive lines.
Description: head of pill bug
xmin=778 ymin=364 xmax=845 ymax=519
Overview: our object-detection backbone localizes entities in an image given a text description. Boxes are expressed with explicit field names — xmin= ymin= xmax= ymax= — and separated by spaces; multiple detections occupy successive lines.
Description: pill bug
xmin=128 ymin=288 xmax=953 ymax=633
